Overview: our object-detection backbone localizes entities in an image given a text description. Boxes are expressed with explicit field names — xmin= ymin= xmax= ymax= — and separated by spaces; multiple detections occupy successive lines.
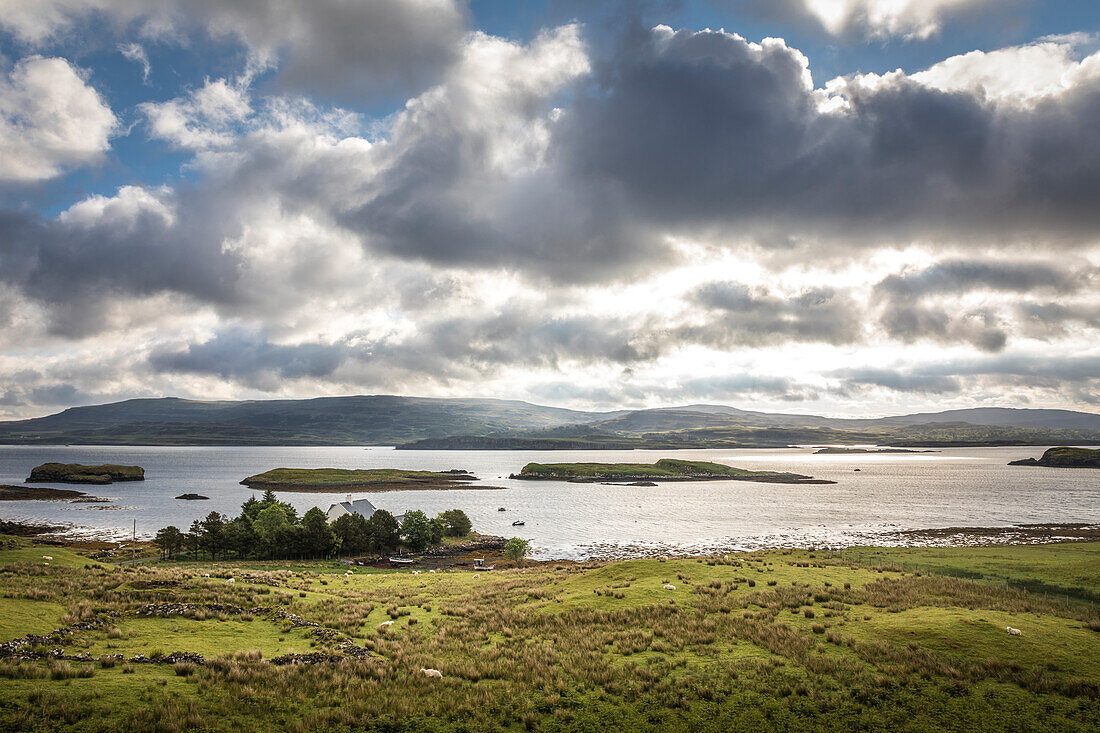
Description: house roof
xmin=327 ymin=498 xmax=377 ymax=516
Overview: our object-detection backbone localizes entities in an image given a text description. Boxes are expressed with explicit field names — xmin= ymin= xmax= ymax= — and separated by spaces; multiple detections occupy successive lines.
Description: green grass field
xmin=0 ymin=537 xmax=1097 ymax=731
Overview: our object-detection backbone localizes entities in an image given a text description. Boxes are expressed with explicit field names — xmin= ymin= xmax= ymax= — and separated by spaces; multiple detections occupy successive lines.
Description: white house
xmin=326 ymin=496 xmax=378 ymax=522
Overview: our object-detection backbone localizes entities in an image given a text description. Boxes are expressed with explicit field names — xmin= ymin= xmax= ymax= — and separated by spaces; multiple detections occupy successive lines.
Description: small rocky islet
xmin=25 ymin=462 xmax=144 ymax=485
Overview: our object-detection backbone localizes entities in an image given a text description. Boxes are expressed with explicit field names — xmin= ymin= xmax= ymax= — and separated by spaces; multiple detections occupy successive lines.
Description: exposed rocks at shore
xmin=1009 ymin=446 xmax=1100 ymax=468
xmin=26 ymin=463 xmax=144 ymax=484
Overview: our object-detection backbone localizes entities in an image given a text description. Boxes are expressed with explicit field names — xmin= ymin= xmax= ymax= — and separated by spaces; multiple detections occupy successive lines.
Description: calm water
xmin=1 ymin=445 xmax=1097 ymax=559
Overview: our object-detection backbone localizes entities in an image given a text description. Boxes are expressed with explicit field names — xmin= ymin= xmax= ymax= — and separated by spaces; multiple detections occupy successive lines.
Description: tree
xmin=437 ymin=509 xmax=472 ymax=537
xmin=429 ymin=517 xmax=445 ymax=546
xmin=301 ymin=507 xmax=337 ymax=558
xmin=368 ymin=509 xmax=400 ymax=553
xmin=186 ymin=520 xmax=203 ymax=560
xmin=503 ymin=537 xmax=530 ymax=566
xmin=223 ymin=516 xmax=256 ymax=559
xmin=254 ymin=504 xmax=291 ymax=559
xmin=400 ymin=510 xmax=433 ymax=552
xmin=332 ymin=513 xmax=370 ymax=555
xmin=240 ymin=495 xmax=263 ymax=521
xmin=154 ymin=526 xmax=184 ymax=559
xmin=198 ymin=511 xmax=226 ymax=561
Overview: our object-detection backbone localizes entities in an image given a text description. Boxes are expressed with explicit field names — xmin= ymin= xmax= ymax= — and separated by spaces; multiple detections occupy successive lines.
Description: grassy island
xmin=239 ymin=467 xmax=499 ymax=492
xmin=512 ymin=458 xmax=834 ymax=484
xmin=1009 ymin=446 xmax=1100 ymax=468
xmin=0 ymin=534 xmax=1097 ymax=731
xmin=25 ymin=463 xmax=144 ymax=484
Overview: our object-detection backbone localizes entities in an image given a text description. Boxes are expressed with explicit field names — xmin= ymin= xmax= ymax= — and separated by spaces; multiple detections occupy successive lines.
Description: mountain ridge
xmin=0 ymin=396 xmax=1097 ymax=446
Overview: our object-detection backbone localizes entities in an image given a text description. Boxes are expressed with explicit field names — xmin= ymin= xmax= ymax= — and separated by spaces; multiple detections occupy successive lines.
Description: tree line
xmin=153 ymin=489 xmax=474 ymax=561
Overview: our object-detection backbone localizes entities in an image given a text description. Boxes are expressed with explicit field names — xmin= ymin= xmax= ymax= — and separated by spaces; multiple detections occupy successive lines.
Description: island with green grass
xmin=1009 ymin=446 xmax=1100 ymax=468
xmin=510 ymin=458 xmax=835 ymax=484
xmin=239 ymin=467 xmax=502 ymax=492
xmin=25 ymin=462 xmax=144 ymax=484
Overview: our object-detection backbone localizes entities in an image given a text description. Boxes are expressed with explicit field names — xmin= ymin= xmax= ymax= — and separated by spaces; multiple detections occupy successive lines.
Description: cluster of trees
xmin=154 ymin=490 xmax=473 ymax=561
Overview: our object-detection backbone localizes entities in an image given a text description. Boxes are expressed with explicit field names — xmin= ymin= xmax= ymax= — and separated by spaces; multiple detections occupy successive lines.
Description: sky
xmin=0 ymin=0 xmax=1099 ymax=420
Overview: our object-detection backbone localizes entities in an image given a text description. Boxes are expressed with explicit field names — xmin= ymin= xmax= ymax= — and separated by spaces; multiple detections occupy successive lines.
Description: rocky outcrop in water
xmin=26 ymin=463 xmax=144 ymax=484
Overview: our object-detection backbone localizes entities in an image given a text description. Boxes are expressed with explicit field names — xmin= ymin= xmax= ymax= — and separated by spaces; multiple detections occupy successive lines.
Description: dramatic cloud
xmin=560 ymin=27 xmax=1100 ymax=252
xmin=871 ymin=260 xmax=1098 ymax=352
xmin=1 ymin=8 xmax=1098 ymax=419
xmin=0 ymin=56 xmax=116 ymax=182
xmin=0 ymin=0 xmax=468 ymax=101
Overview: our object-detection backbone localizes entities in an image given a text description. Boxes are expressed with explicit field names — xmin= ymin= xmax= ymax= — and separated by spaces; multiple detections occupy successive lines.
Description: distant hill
xmin=0 ymin=396 xmax=606 ymax=445
xmin=0 ymin=396 xmax=1097 ymax=447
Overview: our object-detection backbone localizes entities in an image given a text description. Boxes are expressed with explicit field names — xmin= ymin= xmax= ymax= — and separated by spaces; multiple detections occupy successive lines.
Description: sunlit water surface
xmin=1 ymin=445 xmax=1096 ymax=559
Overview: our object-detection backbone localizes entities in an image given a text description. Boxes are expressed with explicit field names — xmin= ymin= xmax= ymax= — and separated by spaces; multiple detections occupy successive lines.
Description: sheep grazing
xmin=420 ymin=668 xmax=443 ymax=679
xmin=378 ymin=620 xmax=394 ymax=628
xmin=663 ymin=584 xmax=676 ymax=591
xmin=42 ymin=555 xmax=53 ymax=561
xmin=1006 ymin=626 xmax=1022 ymax=636
xmin=203 ymin=573 xmax=210 ymax=578
xmin=225 ymin=578 xmax=235 ymax=584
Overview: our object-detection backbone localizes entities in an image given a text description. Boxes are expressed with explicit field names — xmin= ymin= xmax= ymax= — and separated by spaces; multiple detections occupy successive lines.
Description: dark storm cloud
xmin=877 ymin=304 xmax=1007 ymax=352
xmin=875 ymin=261 xmax=1093 ymax=299
xmin=871 ymin=261 xmax=1097 ymax=352
xmin=553 ymin=26 xmax=1100 ymax=253
xmin=0 ymin=193 xmax=240 ymax=337
xmin=684 ymin=282 xmax=864 ymax=346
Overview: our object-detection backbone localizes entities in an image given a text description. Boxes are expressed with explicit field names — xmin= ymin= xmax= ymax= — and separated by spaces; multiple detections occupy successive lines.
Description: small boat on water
xmin=389 ymin=556 xmax=416 ymax=565
xmin=512 ymin=520 xmax=525 ymax=526
xmin=497 ymin=507 xmax=506 ymax=511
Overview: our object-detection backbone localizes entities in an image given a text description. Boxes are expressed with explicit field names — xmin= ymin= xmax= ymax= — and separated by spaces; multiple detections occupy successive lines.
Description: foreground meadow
xmin=0 ymin=537 xmax=1097 ymax=732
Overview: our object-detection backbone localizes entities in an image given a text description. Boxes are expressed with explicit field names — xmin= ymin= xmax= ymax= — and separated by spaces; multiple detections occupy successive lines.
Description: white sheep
xmin=429 ymin=569 xmax=436 ymax=574
xmin=378 ymin=620 xmax=394 ymax=629
xmin=203 ymin=573 xmax=210 ymax=578
xmin=420 ymin=668 xmax=443 ymax=679
xmin=1006 ymin=626 xmax=1022 ymax=636
xmin=413 ymin=570 xmax=421 ymax=575
xmin=225 ymin=578 xmax=235 ymax=584
xmin=663 ymin=584 xmax=676 ymax=591
xmin=42 ymin=555 xmax=53 ymax=561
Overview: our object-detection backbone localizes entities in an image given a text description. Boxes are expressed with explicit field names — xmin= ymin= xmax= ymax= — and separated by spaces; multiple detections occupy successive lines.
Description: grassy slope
xmin=517 ymin=458 xmax=773 ymax=478
xmin=0 ymin=538 xmax=1097 ymax=731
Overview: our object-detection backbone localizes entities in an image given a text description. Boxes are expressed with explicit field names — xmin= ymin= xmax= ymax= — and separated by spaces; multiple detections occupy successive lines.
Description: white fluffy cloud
xmin=743 ymin=0 xmax=1011 ymax=40
xmin=0 ymin=56 xmax=116 ymax=182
